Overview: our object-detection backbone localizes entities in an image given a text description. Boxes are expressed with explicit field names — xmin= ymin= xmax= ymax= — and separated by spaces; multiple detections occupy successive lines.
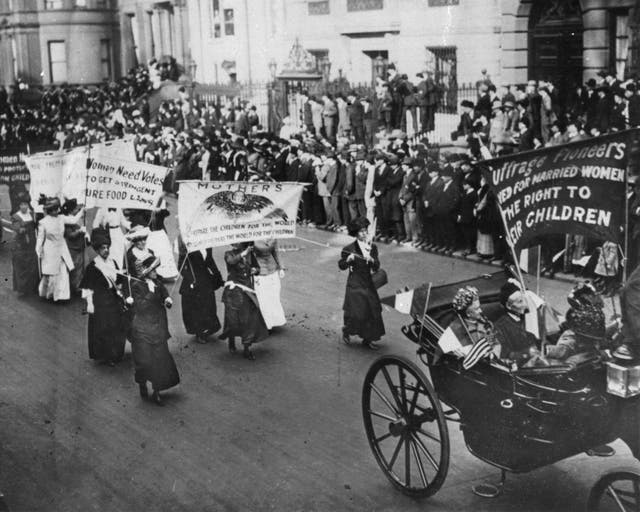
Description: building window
xmin=308 ymin=1 xmax=330 ymax=15
xmin=224 ymin=8 xmax=234 ymax=35
xmin=346 ymin=0 xmax=382 ymax=12
xmin=611 ymin=10 xmax=630 ymax=79
xmin=214 ymin=23 xmax=221 ymax=38
xmin=48 ymin=41 xmax=67 ymax=83
xmin=44 ymin=0 xmax=63 ymax=8
xmin=308 ymin=49 xmax=329 ymax=71
xmin=75 ymin=0 xmax=87 ymax=7
xmin=100 ymin=39 xmax=112 ymax=80
xmin=428 ymin=0 xmax=459 ymax=5
xmin=212 ymin=0 xmax=219 ymax=17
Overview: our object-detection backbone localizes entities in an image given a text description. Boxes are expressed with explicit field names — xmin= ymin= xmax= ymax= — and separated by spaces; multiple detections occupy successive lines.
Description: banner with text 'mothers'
xmin=178 ymin=181 xmax=305 ymax=252
xmin=481 ymin=130 xmax=639 ymax=251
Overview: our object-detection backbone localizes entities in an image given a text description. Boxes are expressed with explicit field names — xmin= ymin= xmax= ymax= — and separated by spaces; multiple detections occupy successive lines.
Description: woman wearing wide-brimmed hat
xmin=80 ymin=228 xmax=128 ymax=366
xmin=124 ymin=225 xmax=154 ymax=278
xmin=10 ymin=191 xmax=39 ymax=296
xmin=127 ymin=255 xmax=180 ymax=406
xmin=338 ymin=217 xmax=385 ymax=350
xmin=35 ymin=196 xmax=84 ymax=301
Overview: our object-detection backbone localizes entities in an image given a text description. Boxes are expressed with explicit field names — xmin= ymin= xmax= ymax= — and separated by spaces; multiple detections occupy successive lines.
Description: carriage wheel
xmin=362 ymin=356 xmax=450 ymax=498
xmin=586 ymin=468 xmax=640 ymax=512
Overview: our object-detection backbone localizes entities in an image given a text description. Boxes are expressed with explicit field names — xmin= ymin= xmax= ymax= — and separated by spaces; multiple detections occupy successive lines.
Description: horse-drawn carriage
xmin=362 ymin=272 xmax=640 ymax=510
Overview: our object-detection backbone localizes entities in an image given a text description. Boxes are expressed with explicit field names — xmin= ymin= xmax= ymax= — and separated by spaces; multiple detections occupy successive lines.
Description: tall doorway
xmin=529 ymin=0 xmax=583 ymax=97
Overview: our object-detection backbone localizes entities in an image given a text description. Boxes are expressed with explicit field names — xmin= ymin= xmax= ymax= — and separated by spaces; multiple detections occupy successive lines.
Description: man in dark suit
xmin=382 ymin=154 xmax=404 ymax=242
xmin=475 ymin=83 xmax=492 ymax=120
xmin=595 ymin=86 xmax=611 ymax=134
xmin=417 ymin=70 xmax=439 ymax=133
xmin=431 ymin=164 xmax=460 ymax=255
xmin=618 ymin=264 xmax=640 ymax=360
xmin=419 ymin=160 xmax=443 ymax=249
xmin=372 ymin=152 xmax=390 ymax=241
xmin=626 ymin=84 xmax=640 ymax=128
xmin=387 ymin=64 xmax=403 ymax=129
xmin=348 ymin=91 xmax=365 ymax=145
xmin=457 ymin=176 xmax=478 ymax=256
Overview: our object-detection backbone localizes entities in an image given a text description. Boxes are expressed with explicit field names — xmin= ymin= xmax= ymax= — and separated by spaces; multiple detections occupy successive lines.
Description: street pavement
xmin=0 ymin=202 xmax=638 ymax=512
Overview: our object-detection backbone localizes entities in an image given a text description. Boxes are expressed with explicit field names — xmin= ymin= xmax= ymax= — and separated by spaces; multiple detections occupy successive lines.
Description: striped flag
xmin=462 ymin=337 xmax=493 ymax=370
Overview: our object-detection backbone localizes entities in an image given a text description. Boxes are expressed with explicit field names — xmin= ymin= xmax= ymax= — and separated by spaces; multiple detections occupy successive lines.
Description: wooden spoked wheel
xmin=587 ymin=469 xmax=640 ymax=512
xmin=362 ymin=356 xmax=450 ymax=498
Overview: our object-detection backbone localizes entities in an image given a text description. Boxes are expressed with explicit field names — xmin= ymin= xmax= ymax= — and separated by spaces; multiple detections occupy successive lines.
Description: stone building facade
xmin=0 ymin=0 xmax=119 ymax=86
xmin=118 ymin=0 xmax=190 ymax=74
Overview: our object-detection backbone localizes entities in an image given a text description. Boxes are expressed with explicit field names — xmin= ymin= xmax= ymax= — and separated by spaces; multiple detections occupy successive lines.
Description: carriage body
xmin=362 ymin=272 xmax=640 ymax=501
xmin=403 ymin=272 xmax=639 ymax=473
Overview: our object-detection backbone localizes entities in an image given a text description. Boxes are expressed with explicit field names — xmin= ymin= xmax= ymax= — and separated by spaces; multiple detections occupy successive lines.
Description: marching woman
xmin=125 ymin=225 xmax=153 ymax=278
xmin=127 ymin=255 xmax=180 ymax=406
xmin=338 ymin=217 xmax=385 ymax=350
xmin=178 ymin=239 xmax=223 ymax=344
xmin=146 ymin=201 xmax=179 ymax=281
xmin=220 ymin=242 xmax=268 ymax=360
xmin=92 ymin=207 xmax=130 ymax=269
xmin=35 ymin=197 xmax=84 ymax=302
xmin=62 ymin=198 xmax=87 ymax=296
xmin=80 ymin=228 xmax=128 ymax=366
xmin=11 ymin=192 xmax=39 ymax=296
xmin=252 ymin=237 xmax=286 ymax=330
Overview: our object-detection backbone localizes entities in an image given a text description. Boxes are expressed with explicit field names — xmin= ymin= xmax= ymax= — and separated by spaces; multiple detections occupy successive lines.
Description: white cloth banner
xmin=178 ymin=181 xmax=305 ymax=252
xmin=84 ymin=155 xmax=168 ymax=209
xmin=25 ymin=138 xmax=137 ymax=208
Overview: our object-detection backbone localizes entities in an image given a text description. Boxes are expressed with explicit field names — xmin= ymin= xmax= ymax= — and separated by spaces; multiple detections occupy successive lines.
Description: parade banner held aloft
xmin=84 ymin=155 xmax=168 ymax=209
xmin=178 ymin=181 xmax=305 ymax=252
xmin=0 ymin=146 xmax=32 ymax=213
xmin=480 ymin=130 xmax=639 ymax=251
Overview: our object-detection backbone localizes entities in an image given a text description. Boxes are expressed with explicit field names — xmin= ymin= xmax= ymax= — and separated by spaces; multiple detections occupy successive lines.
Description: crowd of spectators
xmin=1 ymin=60 xmax=640 ymax=288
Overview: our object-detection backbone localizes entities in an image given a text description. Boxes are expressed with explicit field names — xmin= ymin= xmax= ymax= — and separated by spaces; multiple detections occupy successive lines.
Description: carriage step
xmin=586 ymin=445 xmax=616 ymax=457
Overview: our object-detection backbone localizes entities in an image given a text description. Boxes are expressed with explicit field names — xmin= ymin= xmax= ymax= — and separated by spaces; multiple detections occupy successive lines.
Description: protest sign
xmin=480 ymin=130 xmax=637 ymax=250
xmin=0 ymin=146 xmax=32 ymax=213
xmin=84 ymin=155 xmax=168 ymax=209
xmin=178 ymin=181 xmax=305 ymax=252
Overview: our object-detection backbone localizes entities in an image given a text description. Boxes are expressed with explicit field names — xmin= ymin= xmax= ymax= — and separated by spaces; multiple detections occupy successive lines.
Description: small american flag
xmin=462 ymin=337 xmax=494 ymax=370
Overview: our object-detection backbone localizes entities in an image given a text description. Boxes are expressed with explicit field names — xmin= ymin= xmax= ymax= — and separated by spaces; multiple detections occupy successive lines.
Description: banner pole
xmin=624 ymin=144 xmax=630 ymax=283
xmin=496 ymin=201 xmax=527 ymax=293
xmin=536 ymin=244 xmax=541 ymax=296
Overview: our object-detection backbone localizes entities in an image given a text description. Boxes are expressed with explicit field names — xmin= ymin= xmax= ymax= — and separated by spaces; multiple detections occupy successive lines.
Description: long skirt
xmin=88 ymin=305 xmax=127 ymax=362
xmin=147 ymin=230 xmax=179 ymax=280
xmin=476 ymin=232 xmax=494 ymax=257
xmin=68 ymin=249 xmax=85 ymax=295
xmin=343 ymin=287 xmax=386 ymax=342
xmin=12 ymin=250 xmax=39 ymax=294
xmin=132 ymin=340 xmax=180 ymax=391
xmin=222 ymin=287 xmax=268 ymax=346
xmin=254 ymin=272 xmax=286 ymax=329
xmin=181 ymin=286 xmax=221 ymax=336
xmin=38 ymin=260 xmax=70 ymax=301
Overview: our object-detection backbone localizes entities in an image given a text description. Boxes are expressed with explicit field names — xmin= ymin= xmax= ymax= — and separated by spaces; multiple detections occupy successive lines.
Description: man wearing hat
xmin=416 ymin=70 xmax=439 ymax=133
xmin=399 ymin=158 xmax=424 ymax=245
xmin=431 ymin=164 xmax=460 ymax=254
xmin=348 ymin=91 xmax=365 ymax=145
xmin=372 ymin=152 xmax=391 ymax=241
xmin=419 ymin=160 xmax=443 ymax=249
xmin=595 ymin=85 xmax=611 ymax=134
xmin=452 ymin=100 xmax=474 ymax=142
xmin=382 ymin=153 xmax=404 ymax=242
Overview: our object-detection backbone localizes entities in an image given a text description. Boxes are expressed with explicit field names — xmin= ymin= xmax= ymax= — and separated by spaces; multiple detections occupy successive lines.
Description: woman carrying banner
xmin=92 ymin=207 xmax=130 ymax=269
xmin=125 ymin=226 xmax=154 ymax=278
xmin=35 ymin=197 xmax=84 ymax=302
xmin=11 ymin=191 xmax=39 ymax=296
xmin=338 ymin=217 xmax=385 ymax=350
xmin=146 ymin=200 xmax=179 ymax=281
xmin=252 ymin=237 xmax=286 ymax=330
xmin=127 ymin=255 xmax=180 ymax=406
xmin=220 ymin=242 xmax=268 ymax=360
xmin=178 ymin=239 xmax=223 ymax=344
xmin=80 ymin=228 xmax=128 ymax=366
xmin=62 ymin=198 xmax=87 ymax=296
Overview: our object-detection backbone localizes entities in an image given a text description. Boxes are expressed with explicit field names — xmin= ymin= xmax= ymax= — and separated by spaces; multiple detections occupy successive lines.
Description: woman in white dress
xmin=252 ymin=238 xmax=286 ymax=330
xmin=92 ymin=207 xmax=130 ymax=269
xmin=35 ymin=197 xmax=84 ymax=302
xmin=146 ymin=202 xmax=178 ymax=281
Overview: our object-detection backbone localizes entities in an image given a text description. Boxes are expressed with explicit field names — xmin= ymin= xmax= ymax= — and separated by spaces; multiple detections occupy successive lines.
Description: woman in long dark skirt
xmin=178 ymin=241 xmax=223 ymax=344
xmin=80 ymin=228 xmax=128 ymax=366
xmin=220 ymin=242 xmax=268 ymax=360
xmin=128 ymin=256 xmax=180 ymax=406
xmin=338 ymin=217 xmax=385 ymax=350
xmin=11 ymin=192 xmax=39 ymax=296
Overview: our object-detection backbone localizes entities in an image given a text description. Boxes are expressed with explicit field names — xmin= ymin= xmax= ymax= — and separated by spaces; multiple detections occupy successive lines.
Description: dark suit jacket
xmin=432 ymin=180 xmax=460 ymax=217
xmin=422 ymin=176 xmax=444 ymax=217
xmin=621 ymin=265 xmax=640 ymax=345
xmin=629 ymin=95 xmax=640 ymax=128
xmin=349 ymin=99 xmax=365 ymax=126
xmin=457 ymin=189 xmax=478 ymax=224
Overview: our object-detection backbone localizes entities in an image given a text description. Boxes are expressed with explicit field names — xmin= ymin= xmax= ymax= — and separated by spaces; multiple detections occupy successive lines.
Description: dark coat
xmin=354 ymin=163 xmax=368 ymax=200
xmin=493 ymin=313 xmax=538 ymax=364
xmin=179 ymin=248 xmax=223 ymax=336
xmin=421 ymin=176 xmax=444 ymax=217
xmin=629 ymin=95 xmax=640 ymax=128
xmin=399 ymin=169 xmax=422 ymax=208
xmin=432 ymin=180 xmax=460 ymax=217
xmin=457 ymin=189 xmax=478 ymax=224
xmin=338 ymin=241 xmax=385 ymax=341
xmin=595 ymin=95 xmax=611 ymax=133
xmin=128 ymin=278 xmax=180 ymax=390
xmin=349 ymin=99 xmax=365 ymax=126
xmin=286 ymin=157 xmax=301 ymax=182
xmin=80 ymin=260 xmax=127 ymax=362
xmin=383 ymin=165 xmax=404 ymax=221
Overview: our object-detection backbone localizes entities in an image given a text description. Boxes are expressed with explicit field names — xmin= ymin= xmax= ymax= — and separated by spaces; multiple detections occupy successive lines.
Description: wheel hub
xmin=388 ymin=418 xmax=408 ymax=437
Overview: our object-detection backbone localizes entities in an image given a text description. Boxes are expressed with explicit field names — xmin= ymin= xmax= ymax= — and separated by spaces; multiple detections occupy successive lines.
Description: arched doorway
xmin=529 ymin=0 xmax=583 ymax=96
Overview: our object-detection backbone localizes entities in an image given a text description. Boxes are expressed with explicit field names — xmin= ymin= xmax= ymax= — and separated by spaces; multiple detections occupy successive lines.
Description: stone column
xmin=120 ymin=13 xmax=136 ymax=72
xmin=150 ymin=9 xmax=161 ymax=58
xmin=629 ymin=6 xmax=640 ymax=78
xmin=173 ymin=5 xmax=186 ymax=68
